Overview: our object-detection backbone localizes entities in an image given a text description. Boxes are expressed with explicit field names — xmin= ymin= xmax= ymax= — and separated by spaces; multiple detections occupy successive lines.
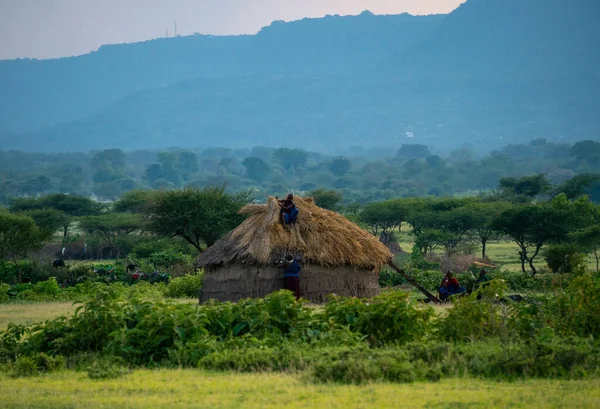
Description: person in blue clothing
xmin=277 ymin=194 xmax=299 ymax=225
xmin=278 ymin=254 xmax=301 ymax=300
xmin=438 ymin=271 xmax=466 ymax=302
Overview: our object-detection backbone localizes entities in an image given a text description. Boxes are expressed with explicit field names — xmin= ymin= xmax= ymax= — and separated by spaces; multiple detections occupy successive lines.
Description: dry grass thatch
xmin=197 ymin=196 xmax=392 ymax=270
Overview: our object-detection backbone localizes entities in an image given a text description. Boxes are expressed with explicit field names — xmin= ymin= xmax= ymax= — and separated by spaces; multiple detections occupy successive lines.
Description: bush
xmin=149 ymin=251 xmax=190 ymax=269
xmin=10 ymin=353 xmax=65 ymax=378
xmin=543 ymin=244 xmax=586 ymax=274
xmin=324 ymin=291 xmax=433 ymax=346
xmin=0 ymin=283 xmax=9 ymax=302
xmin=165 ymin=273 xmax=203 ymax=298
xmin=437 ymin=280 xmax=516 ymax=342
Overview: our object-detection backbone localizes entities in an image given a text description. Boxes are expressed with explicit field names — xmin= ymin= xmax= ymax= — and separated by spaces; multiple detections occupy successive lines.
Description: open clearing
xmin=0 ymin=302 xmax=77 ymax=329
xmin=1 ymin=370 xmax=599 ymax=409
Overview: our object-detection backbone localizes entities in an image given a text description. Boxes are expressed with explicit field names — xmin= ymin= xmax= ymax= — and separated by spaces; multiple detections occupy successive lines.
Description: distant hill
xmin=0 ymin=12 xmax=442 ymax=134
xmin=388 ymin=0 xmax=600 ymax=80
xmin=0 ymin=0 xmax=599 ymax=153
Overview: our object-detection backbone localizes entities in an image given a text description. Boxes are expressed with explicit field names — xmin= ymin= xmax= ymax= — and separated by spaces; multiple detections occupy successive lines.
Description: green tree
xmin=570 ymin=140 xmax=600 ymax=167
xmin=569 ymin=203 xmax=600 ymax=272
xmin=78 ymin=213 xmax=141 ymax=258
xmin=10 ymin=194 xmax=103 ymax=239
xmin=19 ymin=209 xmax=69 ymax=242
xmin=499 ymin=174 xmax=551 ymax=197
xmin=242 ymin=157 xmax=271 ymax=182
xmin=309 ymin=189 xmax=342 ymax=211
xmin=20 ymin=175 xmax=52 ymax=196
xmin=145 ymin=164 xmax=164 ymax=183
xmin=359 ymin=199 xmax=411 ymax=246
xmin=329 ymin=157 xmax=352 ymax=177
xmin=464 ymin=201 xmax=511 ymax=259
xmin=272 ymin=148 xmax=308 ymax=171
xmin=178 ymin=151 xmax=199 ymax=179
xmin=92 ymin=149 xmax=126 ymax=183
xmin=0 ymin=211 xmax=44 ymax=279
xmin=144 ymin=186 xmax=252 ymax=252
xmin=92 ymin=148 xmax=126 ymax=170
xmin=492 ymin=195 xmax=588 ymax=275
xmin=113 ymin=190 xmax=156 ymax=214
xmin=554 ymin=173 xmax=600 ymax=202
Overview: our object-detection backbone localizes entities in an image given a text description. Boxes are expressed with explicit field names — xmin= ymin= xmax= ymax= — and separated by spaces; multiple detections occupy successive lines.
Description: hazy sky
xmin=0 ymin=0 xmax=465 ymax=60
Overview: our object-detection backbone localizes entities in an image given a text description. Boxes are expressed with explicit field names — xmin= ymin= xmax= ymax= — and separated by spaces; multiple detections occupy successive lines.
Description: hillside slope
xmin=0 ymin=12 xmax=443 ymax=134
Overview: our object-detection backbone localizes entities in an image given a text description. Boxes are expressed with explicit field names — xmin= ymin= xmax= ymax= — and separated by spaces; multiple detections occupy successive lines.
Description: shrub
xmin=165 ymin=273 xmax=203 ymax=298
xmin=324 ymin=291 xmax=434 ymax=346
xmin=10 ymin=353 xmax=65 ymax=378
xmin=543 ymin=244 xmax=586 ymax=274
xmin=149 ymin=251 xmax=191 ymax=269
xmin=33 ymin=277 xmax=61 ymax=297
xmin=437 ymin=280 xmax=516 ymax=342
xmin=10 ymin=356 xmax=38 ymax=377
xmin=0 ymin=283 xmax=9 ymax=302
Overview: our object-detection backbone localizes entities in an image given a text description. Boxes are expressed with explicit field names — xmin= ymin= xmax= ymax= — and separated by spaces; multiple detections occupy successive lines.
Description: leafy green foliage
xmin=543 ymin=244 xmax=586 ymax=274
xmin=324 ymin=291 xmax=433 ymax=346
xmin=0 ymin=212 xmax=44 ymax=271
xmin=308 ymin=188 xmax=342 ymax=210
xmin=144 ymin=186 xmax=252 ymax=251
xmin=164 ymin=273 xmax=203 ymax=298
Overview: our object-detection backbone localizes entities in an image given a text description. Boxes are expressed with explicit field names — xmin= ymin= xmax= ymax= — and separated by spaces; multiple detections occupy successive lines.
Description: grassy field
xmin=398 ymin=237 xmax=598 ymax=273
xmin=1 ymin=370 xmax=599 ymax=409
xmin=0 ymin=302 xmax=77 ymax=329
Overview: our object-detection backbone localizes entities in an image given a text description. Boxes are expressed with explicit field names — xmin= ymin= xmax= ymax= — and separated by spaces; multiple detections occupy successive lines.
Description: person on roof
xmin=438 ymin=271 xmax=466 ymax=302
xmin=278 ymin=254 xmax=302 ymax=300
xmin=277 ymin=194 xmax=299 ymax=225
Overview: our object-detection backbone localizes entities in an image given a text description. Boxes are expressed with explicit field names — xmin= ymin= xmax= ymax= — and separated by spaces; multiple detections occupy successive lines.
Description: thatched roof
xmin=197 ymin=196 xmax=393 ymax=270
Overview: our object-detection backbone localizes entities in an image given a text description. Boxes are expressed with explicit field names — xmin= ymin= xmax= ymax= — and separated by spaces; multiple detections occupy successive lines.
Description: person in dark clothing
xmin=279 ymin=254 xmax=301 ymax=300
xmin=438 ymin=272 xmax=466 ymax=301
xmin=475 ymin=269 xmax=491 ymax=286
xmin=277 ymin=194 xmax=299 ymax=225
xmin=52 ymin=259 xmax=66 ymax=269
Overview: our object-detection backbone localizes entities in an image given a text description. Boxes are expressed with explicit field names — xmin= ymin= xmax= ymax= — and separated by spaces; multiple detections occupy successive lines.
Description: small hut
xmin=197 ymin=196 xmax=393 ymax=303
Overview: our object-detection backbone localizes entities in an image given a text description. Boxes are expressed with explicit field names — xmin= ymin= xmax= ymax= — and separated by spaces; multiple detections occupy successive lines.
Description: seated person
xmin=438 ymin=272 xmax=466 ymax=301
xmin=475 ymin=269 xmax=491 ymax=286
xmin=277 ymin=194 xmax=299 ymax=225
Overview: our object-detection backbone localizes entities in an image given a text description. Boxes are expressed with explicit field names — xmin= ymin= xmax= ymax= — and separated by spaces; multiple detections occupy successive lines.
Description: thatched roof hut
xmin=197 ymin=196 xmax=393 ymax=303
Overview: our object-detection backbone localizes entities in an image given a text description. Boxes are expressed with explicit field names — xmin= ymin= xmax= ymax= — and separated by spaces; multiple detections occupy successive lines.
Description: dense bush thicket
xmin=2 ymin=274 xmax=600 ymax=382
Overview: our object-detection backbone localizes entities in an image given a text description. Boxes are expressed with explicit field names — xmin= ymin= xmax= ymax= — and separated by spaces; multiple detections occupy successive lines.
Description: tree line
xmin=1 ymin=139 xmax=599 ymax=206
xmin=1 ymin=171 xmax=600 ymax=281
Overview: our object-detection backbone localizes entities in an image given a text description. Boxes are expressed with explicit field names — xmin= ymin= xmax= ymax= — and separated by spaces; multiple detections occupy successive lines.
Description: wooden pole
xmin=387 ymin=261 xmax=442 ymax=304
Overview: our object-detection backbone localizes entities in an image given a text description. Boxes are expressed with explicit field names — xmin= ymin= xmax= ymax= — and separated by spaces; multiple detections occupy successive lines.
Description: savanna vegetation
xmin=1 ymin=142 xmax=600 ymax=407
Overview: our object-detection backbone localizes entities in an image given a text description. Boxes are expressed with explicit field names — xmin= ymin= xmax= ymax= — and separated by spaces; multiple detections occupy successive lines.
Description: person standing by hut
xmin=278 ymin=254 xmax=301 ymax=300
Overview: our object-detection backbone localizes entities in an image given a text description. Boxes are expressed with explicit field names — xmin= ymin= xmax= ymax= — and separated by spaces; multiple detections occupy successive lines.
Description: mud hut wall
xmin=201 ymin=263 xmax=380 ymax=303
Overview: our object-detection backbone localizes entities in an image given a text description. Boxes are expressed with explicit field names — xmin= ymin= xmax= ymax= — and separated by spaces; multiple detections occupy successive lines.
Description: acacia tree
xmin=19 ymin=209 xmax=69 ymax=242
xmin=0 ymin=212 xmax=44 ymax=280
xmin=569 ymin=203 xmax=600 ymax=273
xmin=10 ymin=194 xmax=103 ymax=239
xmin=492 ymin=195 xmax=589 ymax=275
xmin=113 ymin=190 xmax=156 ymax=214
xmin=464 ymin=201 xmax=511 ymax=259
xmin=359 ymin=199 xmax=411 ymax=246
xmin=78 ymin=213 xmax=141 ymax=258
xmin=144 ymin=186 xmax=252 ymax=252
